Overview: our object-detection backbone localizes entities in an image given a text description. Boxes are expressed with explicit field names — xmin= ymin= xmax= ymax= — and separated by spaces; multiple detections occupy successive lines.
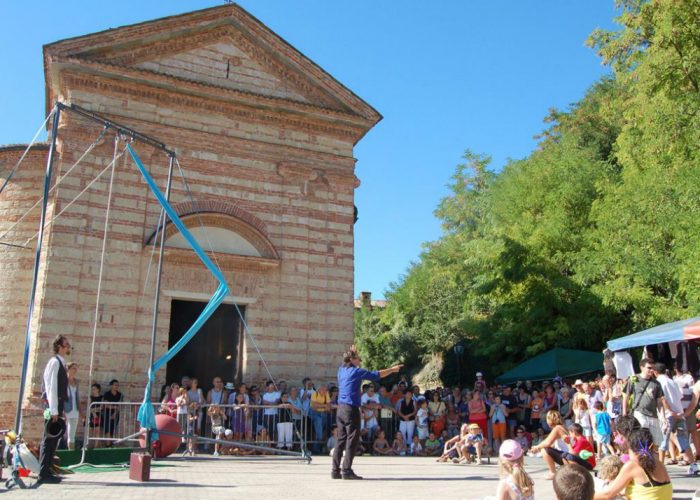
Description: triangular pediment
xmin=43 ymin=4 xmax=382 ymax=125
xmin=132 ymin=37 xmax=311 ymax=104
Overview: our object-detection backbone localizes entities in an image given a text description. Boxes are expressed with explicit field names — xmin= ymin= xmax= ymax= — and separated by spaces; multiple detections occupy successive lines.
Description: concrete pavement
xmin=5 ymin=454 xmax=700 ymax=499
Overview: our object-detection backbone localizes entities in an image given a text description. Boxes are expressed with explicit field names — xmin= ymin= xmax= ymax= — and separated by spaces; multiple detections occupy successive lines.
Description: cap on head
xmin=574 ymin=379 xmax=584 ymax=386
xmin=499 ymin=439 xmax=523 ymax=461
xmin=476 ymin=372 xmax=483 ymax=377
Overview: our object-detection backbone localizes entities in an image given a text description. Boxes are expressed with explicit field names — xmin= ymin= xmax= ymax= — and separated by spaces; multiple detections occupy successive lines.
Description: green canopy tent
xmin=495 ymin=347 xmax=603 ymax=384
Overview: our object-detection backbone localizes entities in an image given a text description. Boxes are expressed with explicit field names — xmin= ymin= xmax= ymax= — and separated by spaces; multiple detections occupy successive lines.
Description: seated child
xmin=593 ymin=455 xmax=625 ymax=499
xmin=373 ymin=429 xmax=394 ymax=456
xmin=462 ymin=423 xmax=484 ymax=464
xmin=436 ymin=432 xmax=461 ymax=462
xmin=425 ymin=432 xmax=442 ymax=457
xmin=551 ymin=423 xmax=597 ymax=472
xmin=255 ymin=427 xmax=269 ymax=454
xmin=392 ymin=431 xmax=408 ymax=456
xmin=411 ymin=435 xmax=425 ymax=456
xmin=221 ymin=428 xmax=235 ymax=455
xmin=326 ymin=425 xmax=338 ymax=456
xmin=514 ymin=425 xmax=530 ymax=454
xmin=553 ymin=464 xmax=594 ymax=500
xmin=530 ymin=428 xmax=546 ymax=448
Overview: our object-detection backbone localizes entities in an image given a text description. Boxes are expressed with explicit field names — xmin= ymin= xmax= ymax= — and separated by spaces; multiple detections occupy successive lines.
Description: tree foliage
xmin=355 ymin=0 xmax=700 ymax=383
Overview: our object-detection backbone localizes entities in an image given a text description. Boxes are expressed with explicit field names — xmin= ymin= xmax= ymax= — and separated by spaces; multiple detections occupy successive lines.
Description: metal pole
xmin=145 ymin=154 xmax=174 ymax=451
xmin=14 ymin=105 xmax=61 ymax=433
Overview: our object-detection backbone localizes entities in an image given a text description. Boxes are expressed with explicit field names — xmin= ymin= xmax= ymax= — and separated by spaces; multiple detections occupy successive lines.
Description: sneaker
xmin=213 ymin=451 xmax=220 ymax=457
xmin=687 ymin=462 xmax=698 ymax=476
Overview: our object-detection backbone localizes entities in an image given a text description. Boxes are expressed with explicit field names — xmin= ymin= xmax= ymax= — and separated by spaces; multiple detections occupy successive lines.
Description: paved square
xmin=5 ymin=455 xmax=700 ymax=499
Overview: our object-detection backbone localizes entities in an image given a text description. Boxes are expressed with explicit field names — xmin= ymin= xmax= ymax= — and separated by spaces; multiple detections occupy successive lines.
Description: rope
xmin=0 ymin=126 xmax=109 ymax=245
xmin=173 ymin=158 xmax=279 ymax=389
xmin=21 ymin=145 xmax=127 ymax=247
xmin=138 ymin=209 xmax=164 ymax=315
xmin=127 ymin=203 xmax=164 ymax=384
xmin=84 ymin=134 xmax=121 ymax=447
xmin=0 ymin=108 xmax=55 ymax=197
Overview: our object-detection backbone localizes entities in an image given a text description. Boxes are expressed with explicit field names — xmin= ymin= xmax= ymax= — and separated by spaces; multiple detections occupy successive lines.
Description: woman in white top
xmin=530 ymin=410 xmax=570 ymax=480
xmin=65 ymin=362 xmax=81 ymax=450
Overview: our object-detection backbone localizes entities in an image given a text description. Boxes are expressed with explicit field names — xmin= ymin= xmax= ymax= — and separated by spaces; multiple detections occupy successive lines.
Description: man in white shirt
xmin=583 ymin=383 xmax=603 ymax=411
xmin=262 ymin=380 xmax=281 ymax=437
xmin=655 ymin=362 xmax=694 ymax=468
xmin=38 ymin=334 xmax=71 ymax=484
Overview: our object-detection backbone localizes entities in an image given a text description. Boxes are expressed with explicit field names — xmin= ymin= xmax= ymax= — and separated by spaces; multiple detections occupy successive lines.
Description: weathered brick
xmin=0 ymin=4 xmax=379 ymax=440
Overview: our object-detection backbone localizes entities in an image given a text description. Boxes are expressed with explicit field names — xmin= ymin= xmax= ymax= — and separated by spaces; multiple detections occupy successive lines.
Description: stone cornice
xmin=55 ymin=67 xmax=370 ymax=143
xmin=54 ymin=55 xmax=370 ymax=128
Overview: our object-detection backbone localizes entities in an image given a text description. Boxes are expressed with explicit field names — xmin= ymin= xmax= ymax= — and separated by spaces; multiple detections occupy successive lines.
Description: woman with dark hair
xmin=594 ymin=427 xmax=672 ymax=499
xmin=541 ymin=385 xmax=558 ymax=432
xmin=398 ymin=389 xmax=417 ymax=443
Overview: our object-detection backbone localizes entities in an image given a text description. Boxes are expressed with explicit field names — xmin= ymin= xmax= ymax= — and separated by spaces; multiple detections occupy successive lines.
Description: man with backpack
xmin=622 ymin=357 xmax=665 ymax=449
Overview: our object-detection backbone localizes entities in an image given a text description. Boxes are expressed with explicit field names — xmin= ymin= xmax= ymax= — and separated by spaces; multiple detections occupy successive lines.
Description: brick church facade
xmin=0 ymin=4 xmax=380 ymax=435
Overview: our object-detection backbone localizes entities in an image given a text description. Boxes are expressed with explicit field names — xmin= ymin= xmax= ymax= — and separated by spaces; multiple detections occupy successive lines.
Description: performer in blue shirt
xmin=332 ymin=345 xmax=402 ymax=480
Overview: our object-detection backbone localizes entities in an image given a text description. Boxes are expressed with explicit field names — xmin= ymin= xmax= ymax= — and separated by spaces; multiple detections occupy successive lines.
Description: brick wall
xmin=1 ymin=6 xmax=377 ymax=441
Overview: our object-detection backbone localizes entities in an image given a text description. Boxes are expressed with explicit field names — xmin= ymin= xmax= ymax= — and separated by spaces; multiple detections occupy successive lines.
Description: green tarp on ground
xmin=56 ymin=447 xmax=134 ymax=467
xmin=495 ymin=347 xmax=603 ymax=384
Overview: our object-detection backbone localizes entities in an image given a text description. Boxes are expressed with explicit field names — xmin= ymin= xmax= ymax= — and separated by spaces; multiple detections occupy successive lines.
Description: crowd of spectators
xmin=520 ymin=357 xmax=689 ymax=499
xmin=70 ymin=352 xmax=700 ymax=499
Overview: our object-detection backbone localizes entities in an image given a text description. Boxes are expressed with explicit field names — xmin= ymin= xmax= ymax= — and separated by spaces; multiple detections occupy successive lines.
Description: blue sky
xmin=1 ymin=1 xmax=619 ymax=299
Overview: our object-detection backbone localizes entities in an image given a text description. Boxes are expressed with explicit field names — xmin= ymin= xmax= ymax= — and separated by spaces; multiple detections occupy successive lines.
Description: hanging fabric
xmin=612 ymin=351 xmax=635 ymax=379
xmin=127 ymin=144 xmax=229 ymax=439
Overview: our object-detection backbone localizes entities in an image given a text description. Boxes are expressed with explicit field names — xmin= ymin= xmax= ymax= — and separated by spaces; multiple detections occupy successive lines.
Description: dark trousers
xmin=332 ymin=404 xmax=360 ymax=474
xmin=544 ymin=447 xmax=593 ymax=471
xmin=39 ymin=417 xmax=65 ymax=478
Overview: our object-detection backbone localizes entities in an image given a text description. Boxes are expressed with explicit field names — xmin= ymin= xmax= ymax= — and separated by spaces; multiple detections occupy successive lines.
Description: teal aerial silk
xmin=127 ymin=144 xmax=229 ymax=439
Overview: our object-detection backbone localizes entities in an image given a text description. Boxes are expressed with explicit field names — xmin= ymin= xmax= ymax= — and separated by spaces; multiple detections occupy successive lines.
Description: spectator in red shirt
xmin=566 ymin=423 xmax=596 ymax=470
xmin=532 ymin=422 xmax=595 ymax=479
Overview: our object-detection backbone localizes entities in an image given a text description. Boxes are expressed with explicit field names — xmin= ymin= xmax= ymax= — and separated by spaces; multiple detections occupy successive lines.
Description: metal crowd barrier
xmin=83 ymin=401 xmax=427 ymax=455
xmin=85 ymin=401 xmax=158 ymax=447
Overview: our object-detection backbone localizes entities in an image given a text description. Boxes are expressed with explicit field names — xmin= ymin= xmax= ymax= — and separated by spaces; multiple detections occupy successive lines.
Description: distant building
xmin=354 ymin=291 xmax=387 ymax=310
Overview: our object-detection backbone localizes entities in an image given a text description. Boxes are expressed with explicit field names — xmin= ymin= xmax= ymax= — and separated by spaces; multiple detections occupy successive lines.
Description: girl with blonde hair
xmin=496 ymin=439 xmax=534 ymax=500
